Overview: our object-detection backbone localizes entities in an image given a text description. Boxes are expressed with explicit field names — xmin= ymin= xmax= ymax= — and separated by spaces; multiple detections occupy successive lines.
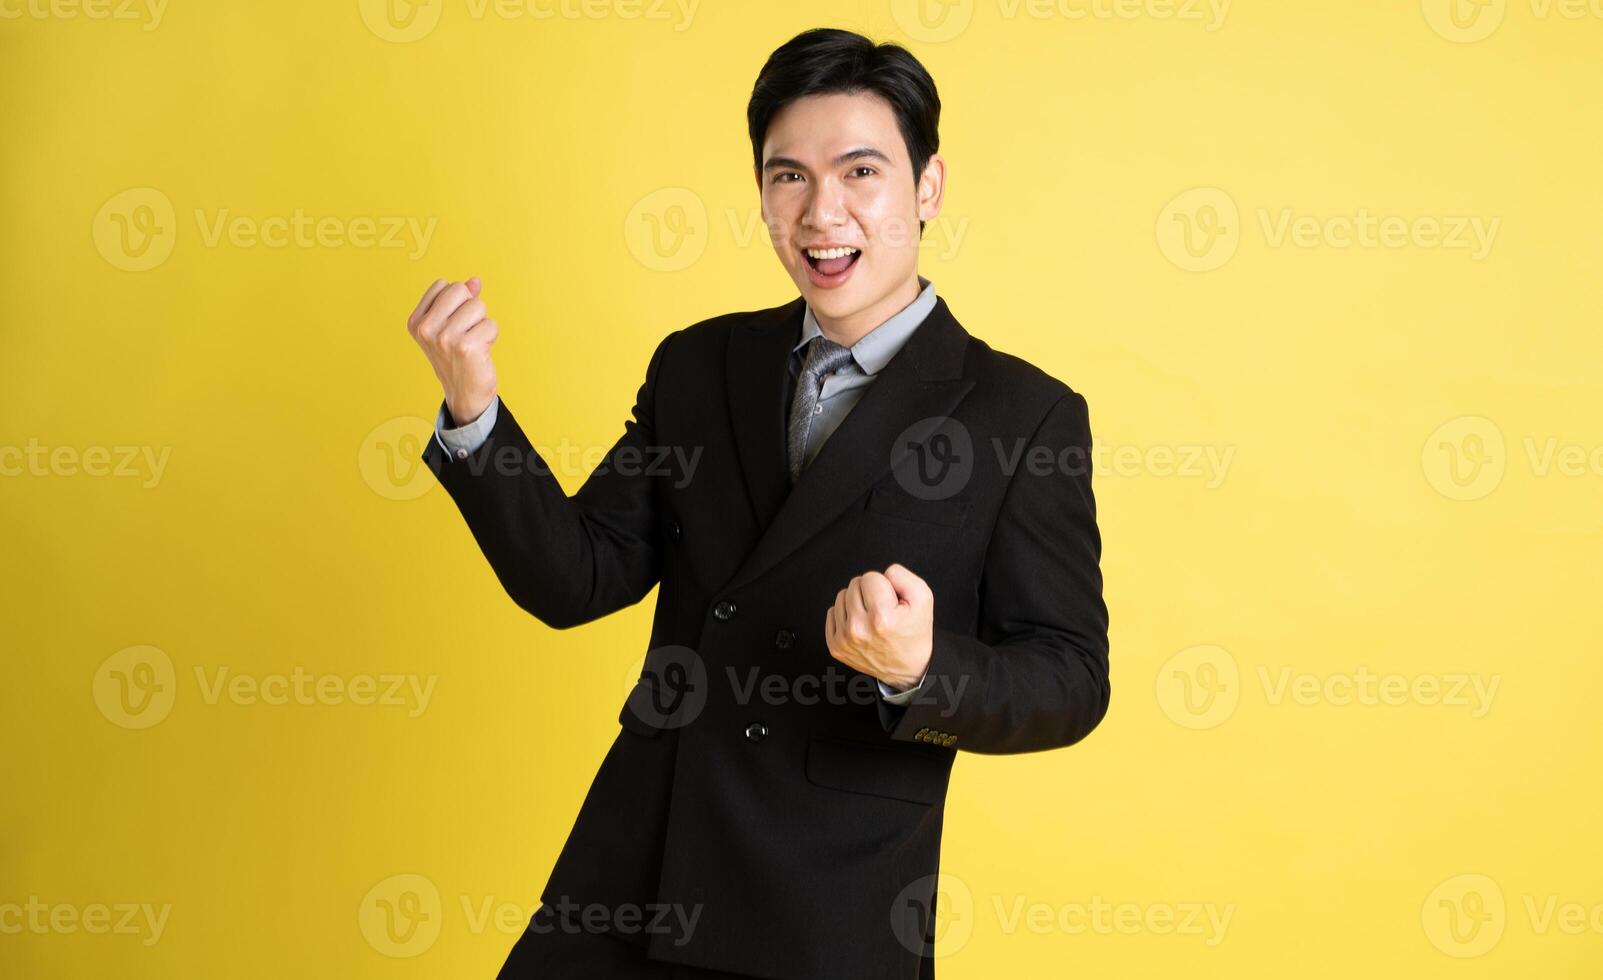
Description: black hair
xmin=747 ymin=28 xmax=941 ymax=235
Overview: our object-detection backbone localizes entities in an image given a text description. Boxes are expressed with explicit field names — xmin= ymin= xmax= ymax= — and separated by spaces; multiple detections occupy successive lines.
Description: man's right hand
xmin=407 ymin=276 xmax=500 ymax=426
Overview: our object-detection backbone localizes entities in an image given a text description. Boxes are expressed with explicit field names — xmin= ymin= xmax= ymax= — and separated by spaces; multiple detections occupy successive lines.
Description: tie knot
xmin=801 ymin=336 xmax=857 ymax=380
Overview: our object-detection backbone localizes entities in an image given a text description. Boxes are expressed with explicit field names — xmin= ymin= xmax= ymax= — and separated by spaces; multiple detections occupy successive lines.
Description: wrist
xmin=889 ymin=640 xmax=934 ymax=691
xmin=445 ymin=396 xmax=489 ymax=429
xmin=882 ymin=663 xmax=929 ymax=694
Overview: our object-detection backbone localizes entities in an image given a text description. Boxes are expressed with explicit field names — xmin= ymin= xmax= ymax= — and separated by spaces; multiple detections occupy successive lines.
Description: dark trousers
xmin=495 ymin=903 xmax=764 ymax=980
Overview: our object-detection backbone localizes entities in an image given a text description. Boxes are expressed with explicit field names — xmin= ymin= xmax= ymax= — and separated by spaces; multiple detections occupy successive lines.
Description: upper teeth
xmin=807 ymin=247 xmax=859 ymax=259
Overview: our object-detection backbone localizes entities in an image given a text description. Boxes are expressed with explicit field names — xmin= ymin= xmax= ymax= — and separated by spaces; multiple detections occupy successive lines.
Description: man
xmin=406 ymin=27 xmax=1110 ymax=980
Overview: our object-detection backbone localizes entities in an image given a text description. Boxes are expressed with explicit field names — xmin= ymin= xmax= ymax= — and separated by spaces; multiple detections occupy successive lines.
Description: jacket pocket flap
xmin=805 ymin=734 xmax=951 ymax=806
xmin=864 ymin=485 xmax=970 ymax=528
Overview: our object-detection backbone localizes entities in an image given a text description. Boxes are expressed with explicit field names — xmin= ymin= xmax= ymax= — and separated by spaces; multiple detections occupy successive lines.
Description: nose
xmin=801 ymin=176 xmax=847 ymax=231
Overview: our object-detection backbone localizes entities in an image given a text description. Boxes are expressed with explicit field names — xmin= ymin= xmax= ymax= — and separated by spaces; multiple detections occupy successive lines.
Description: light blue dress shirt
xmin=434 ymin=277 xmax=940 ymax=705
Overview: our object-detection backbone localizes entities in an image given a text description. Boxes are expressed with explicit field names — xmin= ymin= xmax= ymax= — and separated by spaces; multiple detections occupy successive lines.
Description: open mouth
xmin=802 ymin=245 xmax=862 ymax=287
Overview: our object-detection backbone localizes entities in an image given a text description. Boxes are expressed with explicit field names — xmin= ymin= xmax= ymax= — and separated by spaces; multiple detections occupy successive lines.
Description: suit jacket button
xmin=773 ymin=628 xmax=794 ymax=650
xmin=713 ymin=601 xmax=737 ymax=621
xmin=744 ymin=721 xmax=767 ymax=742
xmin=669 ymin=519 xmax=682 ymax=541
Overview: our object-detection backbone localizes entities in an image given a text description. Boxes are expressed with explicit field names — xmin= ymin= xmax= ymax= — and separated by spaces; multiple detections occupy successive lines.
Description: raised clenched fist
xmin=406 ymin=276 xmax=499 ymax=427
xmin=824 ymin=563 xmax=935 ymax=692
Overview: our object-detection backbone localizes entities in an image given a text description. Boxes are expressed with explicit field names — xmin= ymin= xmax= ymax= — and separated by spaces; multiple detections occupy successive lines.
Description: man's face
xmin=757 ymin=92 xmax=941 ymax=325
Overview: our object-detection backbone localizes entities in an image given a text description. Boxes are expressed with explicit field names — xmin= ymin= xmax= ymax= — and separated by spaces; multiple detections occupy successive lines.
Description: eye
xmin=772 ymin=172 xmax=802 ymax=184
xmin=849 ymin=166 xmax=876 ymax=177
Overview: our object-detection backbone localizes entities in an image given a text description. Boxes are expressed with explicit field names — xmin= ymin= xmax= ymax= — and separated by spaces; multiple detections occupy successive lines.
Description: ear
xmin=917 ymin=153 xmax=946 ymax=224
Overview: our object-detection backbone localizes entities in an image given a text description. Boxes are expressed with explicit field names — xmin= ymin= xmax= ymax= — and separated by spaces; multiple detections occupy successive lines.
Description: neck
xmin=813 ymin=273 xmax=922 ymax=348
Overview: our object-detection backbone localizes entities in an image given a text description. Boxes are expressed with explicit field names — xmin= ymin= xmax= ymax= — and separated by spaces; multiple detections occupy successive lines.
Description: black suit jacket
xmin=420 ymin=293 xmax=1110 ymax=980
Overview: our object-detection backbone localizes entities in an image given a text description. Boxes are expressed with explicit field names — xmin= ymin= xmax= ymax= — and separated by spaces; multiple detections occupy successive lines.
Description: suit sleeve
xmin=878 ymin=389 xmax=1110 ymax=754
xmin=419 ymin=329 xmax=678 ymax=630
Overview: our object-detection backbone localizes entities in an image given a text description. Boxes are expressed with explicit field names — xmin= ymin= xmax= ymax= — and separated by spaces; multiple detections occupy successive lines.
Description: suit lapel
xmin=723 ymin=294 xmax=974 ymax=595
xmin=726 ymin=297 xmax=803 ymax=536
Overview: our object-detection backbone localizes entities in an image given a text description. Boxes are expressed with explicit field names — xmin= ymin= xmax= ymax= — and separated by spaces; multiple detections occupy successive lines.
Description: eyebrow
xmin=762 ymin=147 xmax=892 ymax=173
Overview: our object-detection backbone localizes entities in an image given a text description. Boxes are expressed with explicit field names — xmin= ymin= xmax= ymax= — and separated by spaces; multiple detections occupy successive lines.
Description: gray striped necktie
xmin=787 ymin=336 xmax=858 ymax=483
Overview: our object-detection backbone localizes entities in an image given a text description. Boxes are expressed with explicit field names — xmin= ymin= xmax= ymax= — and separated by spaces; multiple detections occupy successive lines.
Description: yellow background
xmin=3 ymin=0 xmax=1600 ymax=977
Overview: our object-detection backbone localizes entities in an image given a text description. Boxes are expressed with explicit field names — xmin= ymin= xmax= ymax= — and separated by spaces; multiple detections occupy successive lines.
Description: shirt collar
xmin=792 ymin=275 xmax=936 ymax=377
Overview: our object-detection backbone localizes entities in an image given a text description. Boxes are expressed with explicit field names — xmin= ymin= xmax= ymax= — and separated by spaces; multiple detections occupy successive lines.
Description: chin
xmin=798 ymin=272 xmax=867 ymax=310
xmin=802 ymin=288 xmax=861 ymax=320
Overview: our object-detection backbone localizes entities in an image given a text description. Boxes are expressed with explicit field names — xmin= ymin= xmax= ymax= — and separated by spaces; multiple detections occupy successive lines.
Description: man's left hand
xmin=824 ymin=563 xmax=934 ymax=692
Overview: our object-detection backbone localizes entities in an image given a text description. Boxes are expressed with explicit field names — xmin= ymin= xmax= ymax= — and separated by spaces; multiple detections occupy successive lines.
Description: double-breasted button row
xmin=915 ymin=727 xmax=957 ymax=748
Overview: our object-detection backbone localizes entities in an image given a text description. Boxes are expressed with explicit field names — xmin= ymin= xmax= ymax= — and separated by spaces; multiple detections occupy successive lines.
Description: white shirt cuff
xmin=433 ymin=395 xmax=500 ymax=459
xmin=878 ymin=667 xmax=929 ymax=705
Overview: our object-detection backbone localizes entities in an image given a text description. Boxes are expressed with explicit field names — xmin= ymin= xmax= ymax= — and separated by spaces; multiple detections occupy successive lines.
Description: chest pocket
xmin=863 ymin=484 xmax=970 ymax=528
